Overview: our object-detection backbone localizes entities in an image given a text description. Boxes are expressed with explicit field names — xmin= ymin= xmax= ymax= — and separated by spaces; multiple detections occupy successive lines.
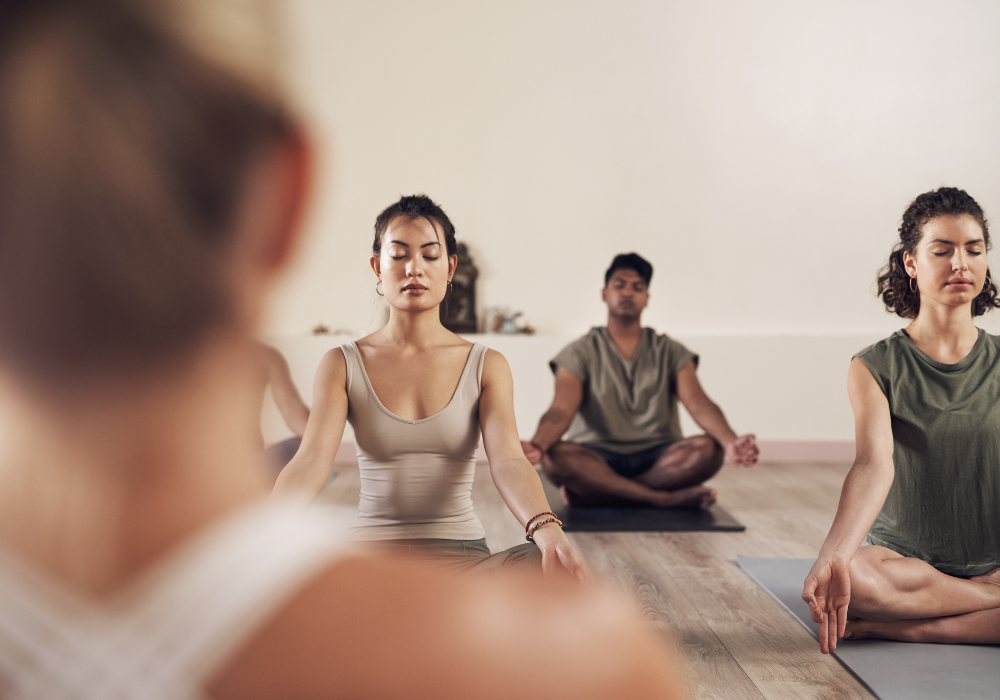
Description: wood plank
xmin=658 ymin=621 xmax=765 ymax=700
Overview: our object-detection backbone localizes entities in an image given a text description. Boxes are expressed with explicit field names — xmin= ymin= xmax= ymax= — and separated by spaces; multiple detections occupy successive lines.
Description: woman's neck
xmin=906 ymin=302 xmax=979 ymax=363
xmin=0 ymin=336 xmax=268 ymax=597
xmin=379 ymin=306 xmax=454 ymax=348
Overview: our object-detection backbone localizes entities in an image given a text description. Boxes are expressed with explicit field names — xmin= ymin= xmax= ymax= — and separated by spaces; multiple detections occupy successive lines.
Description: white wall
xmin=261 ymin=332 xmax=878 ymax=450
xmin=261 ymin=0 xmax=1000 ymax=444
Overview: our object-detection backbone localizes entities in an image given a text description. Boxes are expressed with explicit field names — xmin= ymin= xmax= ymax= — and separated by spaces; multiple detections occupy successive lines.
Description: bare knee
xmin=848 ymin=549 xmax=894 ymax=612
xmin=693 ymin=435 xmax=724 ymax=468
xmin=541 ymin=442 xmax=584 ymax=482
xmin=681 ymin=435 xmax=723 ymax=474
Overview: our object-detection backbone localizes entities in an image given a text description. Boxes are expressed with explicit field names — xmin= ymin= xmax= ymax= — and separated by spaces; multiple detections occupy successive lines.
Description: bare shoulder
xmin=481 ymin=347 xmax=513 ymax=384
xmin=848 ymin=356 xmax=883 ymax=399
xmin=313 ymin=346 xmax=347 ymax=390
xmin=212 ymin=554 xmax=684 ymax=700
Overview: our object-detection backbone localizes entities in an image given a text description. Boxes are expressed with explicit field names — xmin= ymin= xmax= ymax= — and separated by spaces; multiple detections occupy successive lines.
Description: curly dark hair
xmin=877 ymin=187 xmax=999 ymax=319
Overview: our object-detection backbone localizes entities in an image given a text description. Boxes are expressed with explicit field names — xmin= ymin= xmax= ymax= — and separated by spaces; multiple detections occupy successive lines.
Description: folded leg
xmin=849 ymin=546 xmax=1000 ymax=622
xmin=845 ymin=606 xmax=1000 ymax=645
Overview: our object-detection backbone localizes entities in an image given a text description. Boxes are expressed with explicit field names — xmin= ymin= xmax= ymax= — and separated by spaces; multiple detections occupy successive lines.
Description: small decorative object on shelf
xmin=441 ymin=242 xmax=478 ymax=333
xmin=485 ymin=307 xmax=535 ymax=334
xmin=311 ymin=322 xmax=330 ymax=335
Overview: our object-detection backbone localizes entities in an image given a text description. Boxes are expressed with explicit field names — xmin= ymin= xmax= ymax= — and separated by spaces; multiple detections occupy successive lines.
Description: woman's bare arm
xmin=480 ymin=350 xmax=588 ymax=582
xmin=271 ymin=348 xmax=348 ymax=499
xmin=261 ymin=345 xmax=310 ymax=437
xmin=803 ymin=357 xmax=896 ymax=653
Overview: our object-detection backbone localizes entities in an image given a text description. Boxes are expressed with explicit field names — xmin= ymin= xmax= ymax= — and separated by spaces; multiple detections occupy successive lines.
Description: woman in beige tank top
xmin=274 ymin=196 xmax=589 ymax=581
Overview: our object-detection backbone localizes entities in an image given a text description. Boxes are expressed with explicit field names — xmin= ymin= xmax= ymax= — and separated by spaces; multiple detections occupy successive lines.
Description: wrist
xmin=529 ymin=521 xmax=563 ymax=543
xmin=817 ymin=542 xmax=859 ymax=563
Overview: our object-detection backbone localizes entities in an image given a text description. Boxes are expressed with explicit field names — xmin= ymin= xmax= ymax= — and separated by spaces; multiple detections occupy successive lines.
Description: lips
xmin=946 ymin=278 xmax=973 ymax=288
xmin=403 ymin=284 xmax=428 ymax=292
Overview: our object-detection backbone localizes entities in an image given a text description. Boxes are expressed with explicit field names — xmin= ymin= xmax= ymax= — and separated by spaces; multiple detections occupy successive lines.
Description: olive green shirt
xmin=857 ymin=328 xmax=1000 ymax=576
xmin=550 ymin=327 xmax=697 ymax=454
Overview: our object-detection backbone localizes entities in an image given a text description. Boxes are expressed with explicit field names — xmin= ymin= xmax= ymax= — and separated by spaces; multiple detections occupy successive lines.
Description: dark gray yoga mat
xmin=737 ymin=556 xmax=1000 ymax=700
xmin=539 ymin=474 xmax=744 ymax=532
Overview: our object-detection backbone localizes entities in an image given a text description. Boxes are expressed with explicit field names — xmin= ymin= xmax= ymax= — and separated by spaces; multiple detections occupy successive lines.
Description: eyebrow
xmin=928 ymin=238 xmax=985 ymax=245
xmin=388 ymin=240 xmax=442 ymax=248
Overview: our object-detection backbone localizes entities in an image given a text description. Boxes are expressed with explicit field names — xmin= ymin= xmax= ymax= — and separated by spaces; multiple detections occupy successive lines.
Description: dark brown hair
xmin=0 ymin=0 xmax=292 ymax=384
xmin=877 ymin=187 xmax=999 ymax=319
xmin=372 ymin=194 xmax=457 ymax=259
xmin=605 ymin=253 xmax=653 ymax=287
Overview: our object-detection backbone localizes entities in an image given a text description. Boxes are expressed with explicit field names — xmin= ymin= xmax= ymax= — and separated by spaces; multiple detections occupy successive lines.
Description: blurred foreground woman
xmin=0 ymin=1 xmax=684 ymax=698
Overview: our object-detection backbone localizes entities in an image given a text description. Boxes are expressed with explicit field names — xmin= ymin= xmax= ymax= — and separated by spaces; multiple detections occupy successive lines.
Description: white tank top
xmin=0 ymin=499 xmax=351 ymax=700
xmin=342 ymin=341 xmax=488 ymax=541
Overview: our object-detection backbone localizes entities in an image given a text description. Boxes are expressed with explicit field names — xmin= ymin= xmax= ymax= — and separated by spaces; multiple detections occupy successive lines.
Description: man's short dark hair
xmin=604 ymin=253 xmax=653 ymax=286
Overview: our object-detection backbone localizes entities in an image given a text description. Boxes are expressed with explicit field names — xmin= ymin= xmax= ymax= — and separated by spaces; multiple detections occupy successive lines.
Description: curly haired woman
xmin=803 ymin=187 xmax=1000 ymax=652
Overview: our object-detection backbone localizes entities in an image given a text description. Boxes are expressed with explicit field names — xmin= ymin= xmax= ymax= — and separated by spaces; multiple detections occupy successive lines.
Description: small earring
xmin=909 ymin=276 xmax=917 ymax=293
xmin=376 ymin=280 xmax=384 ymax=297
xmin=446 ymin=280 xmax=453 ymax=294
xmin=985 ymin=274 xmax=993 ymax=294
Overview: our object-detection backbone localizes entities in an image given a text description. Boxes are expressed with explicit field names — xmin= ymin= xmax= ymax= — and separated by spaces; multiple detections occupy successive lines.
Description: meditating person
xmin=0 ymin=2 xmax=685 ymax=697
xmin=521 ymin=253 xmax=759 ymax=509
xmin=273 ymin=195 xmax=589 ymax=580
xmin=255 ymin=343 xmax=311 ymax=476
xmin=803 ymin=187 xmax=1000 ymax=653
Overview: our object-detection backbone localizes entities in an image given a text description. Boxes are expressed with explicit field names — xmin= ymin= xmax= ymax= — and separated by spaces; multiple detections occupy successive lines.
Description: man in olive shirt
xmin=521 ymin=253 xmax=758 ymax=508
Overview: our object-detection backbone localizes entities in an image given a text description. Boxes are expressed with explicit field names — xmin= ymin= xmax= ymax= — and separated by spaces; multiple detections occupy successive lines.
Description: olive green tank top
xmin=856 ymin=328 xmax=1000 ymax=576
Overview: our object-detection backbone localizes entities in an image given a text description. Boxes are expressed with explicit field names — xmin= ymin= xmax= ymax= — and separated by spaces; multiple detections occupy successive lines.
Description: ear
xmin=902 ymin=249 xmax=917 ymax=279
xmin=370 ymin=255 xmax=382 ymax=278
xmin=246 ymin=126 xmax=312 ymax=276
xmin=448 ymin=254 xmax=458 ymax=280
xmin=226 ymin=125 xmax=313 ymax=329
xmin=601 ymin=286 xmax=608 ymax=303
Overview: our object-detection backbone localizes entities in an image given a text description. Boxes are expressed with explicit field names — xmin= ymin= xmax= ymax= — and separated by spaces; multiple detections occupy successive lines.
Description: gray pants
xmin=367 ymin=538 xmax=542 ymax=574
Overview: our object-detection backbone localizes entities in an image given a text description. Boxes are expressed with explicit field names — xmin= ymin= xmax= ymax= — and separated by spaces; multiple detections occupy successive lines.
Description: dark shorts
xmin=583 ymin=442 xmax=672 ymax=479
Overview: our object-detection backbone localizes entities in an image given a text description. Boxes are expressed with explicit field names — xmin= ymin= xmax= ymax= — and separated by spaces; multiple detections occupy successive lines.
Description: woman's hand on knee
xmin=533 ymin=526 xmax=590 ymax=585
xmin=802 ymin=555 xmax=852 ymax=654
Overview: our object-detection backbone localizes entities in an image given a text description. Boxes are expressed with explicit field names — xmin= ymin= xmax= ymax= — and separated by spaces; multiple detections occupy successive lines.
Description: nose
xmin=405 ymin=256 xmax=424 ymax=277
xmin=953 ymin=249 xmax=969 ymax=272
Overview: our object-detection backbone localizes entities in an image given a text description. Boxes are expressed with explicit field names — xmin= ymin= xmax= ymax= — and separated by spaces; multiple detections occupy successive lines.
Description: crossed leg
xmin=843 ymin=545 xmax=1000 ymax=644
xmin=541 ymin=435 xmax=723 ymax=509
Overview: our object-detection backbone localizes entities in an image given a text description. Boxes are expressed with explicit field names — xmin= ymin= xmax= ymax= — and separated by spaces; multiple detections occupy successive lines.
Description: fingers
xmin=734 ymin=434 xmax=759 ymax=467
xmin=559 ymin=546 xmax=590 ymax=585
xmin=828 ymin=604 xmax=839 ymax=651
xmin=837 ymin=602 xmax=849 ymax=640
xmin=540 ymin=547 xmax=555 ymax=579
xmin=520 ymin=441 xmax=541 ymax=463
xmin=818 ymin=609 xmax=830 ymax=654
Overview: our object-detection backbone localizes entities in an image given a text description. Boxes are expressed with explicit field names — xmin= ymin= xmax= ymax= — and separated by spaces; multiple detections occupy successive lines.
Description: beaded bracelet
xmin=526 ymin=516 xmax=563 ymax=542
xmin=525 ymin=511 xmax=556 ymax=533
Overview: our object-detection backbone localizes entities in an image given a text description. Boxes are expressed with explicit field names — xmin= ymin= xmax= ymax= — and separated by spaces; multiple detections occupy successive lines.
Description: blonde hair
xmin=0 ymin=0 xmax=293 ymax=384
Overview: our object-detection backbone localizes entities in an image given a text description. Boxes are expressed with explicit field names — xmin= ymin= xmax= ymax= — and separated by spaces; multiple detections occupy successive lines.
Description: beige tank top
xmin=342 ymin=342 xmax=488 ymax=541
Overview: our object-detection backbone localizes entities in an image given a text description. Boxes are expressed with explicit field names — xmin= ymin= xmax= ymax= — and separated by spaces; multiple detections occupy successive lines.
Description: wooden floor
xmin=319 ymin=460 xmax=875 ymax=700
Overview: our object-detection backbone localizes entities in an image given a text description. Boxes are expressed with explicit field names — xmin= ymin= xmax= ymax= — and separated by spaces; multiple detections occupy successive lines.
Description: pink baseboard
xmin=335 ymin=440 xmax=855 ymax=465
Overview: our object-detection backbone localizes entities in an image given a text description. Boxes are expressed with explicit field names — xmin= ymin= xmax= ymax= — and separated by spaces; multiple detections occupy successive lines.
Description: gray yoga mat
xmin=539 ymin=474 xmax=744 ymax=532
xmin=737 ymin=556 xmax=1000 ymax=700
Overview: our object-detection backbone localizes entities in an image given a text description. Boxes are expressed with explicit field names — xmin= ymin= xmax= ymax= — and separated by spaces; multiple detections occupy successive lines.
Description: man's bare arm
xmin=675 ymin=360 xmax=758 ymax=466
xmin=522 ymin=367 xmax=584 ymax=462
